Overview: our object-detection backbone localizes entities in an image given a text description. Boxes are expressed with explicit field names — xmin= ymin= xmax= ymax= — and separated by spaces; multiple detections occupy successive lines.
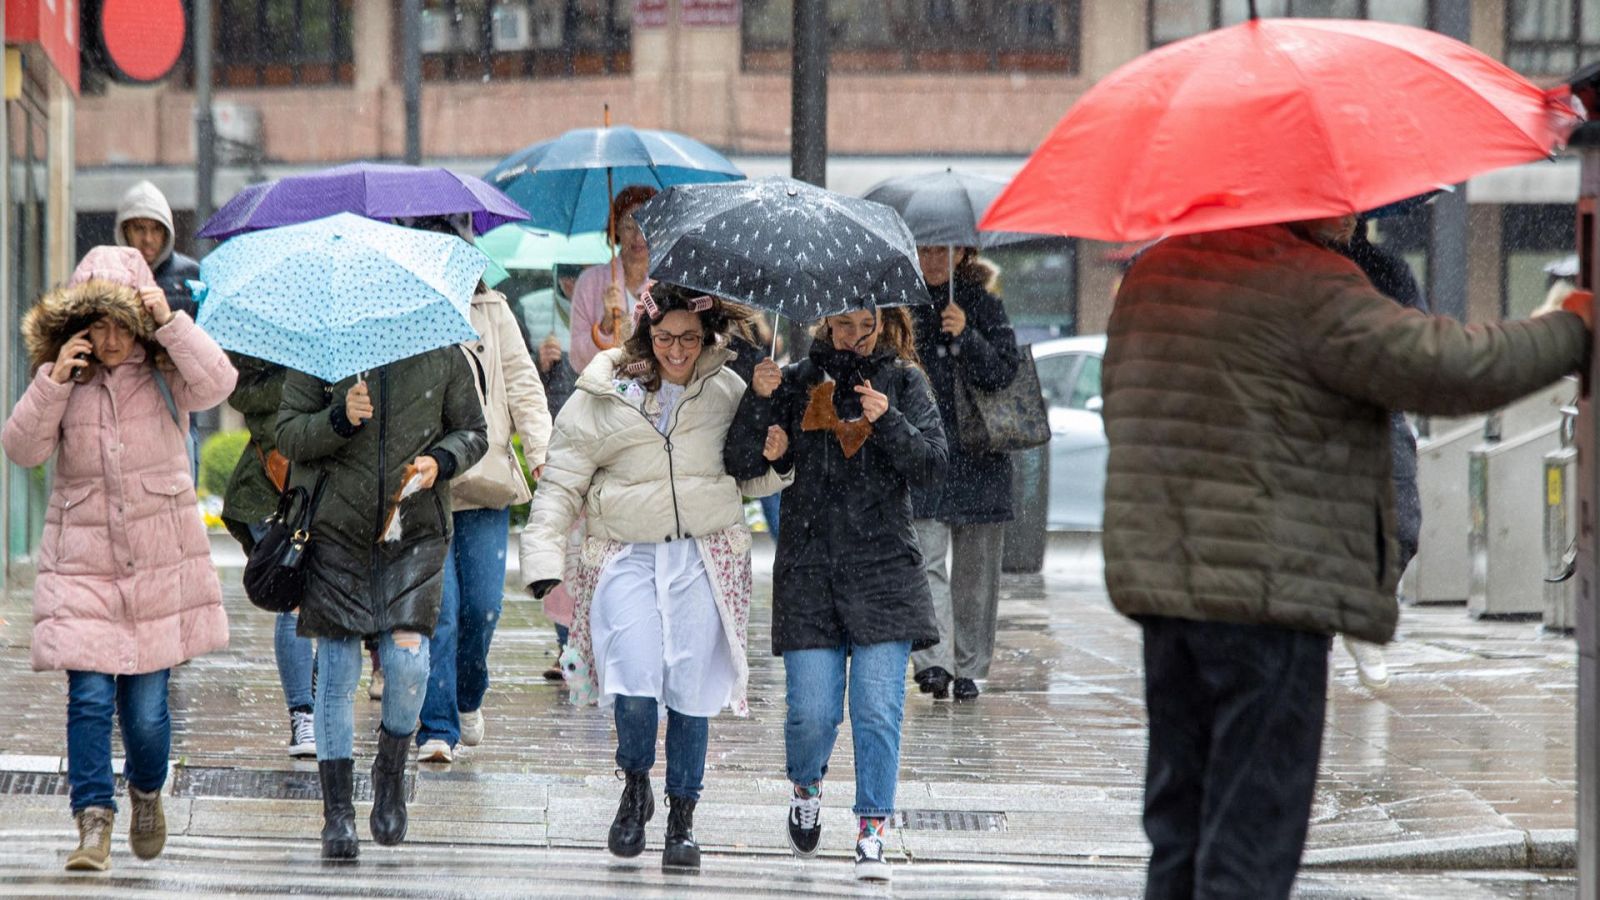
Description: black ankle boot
xmin=662 ymin=796 xmax=700 ymax=871
xmin=608 ymin=769 xmax=654 ymax=858
xmin=369 ymin=726 xmax=411 ymax=846
xmin=318 ymin=759 xmax=359 ymax=861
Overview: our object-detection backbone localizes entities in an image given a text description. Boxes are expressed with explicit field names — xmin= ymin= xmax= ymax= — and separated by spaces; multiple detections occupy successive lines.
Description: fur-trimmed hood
xmin=22 ymin=279 xmax=157 ymax=372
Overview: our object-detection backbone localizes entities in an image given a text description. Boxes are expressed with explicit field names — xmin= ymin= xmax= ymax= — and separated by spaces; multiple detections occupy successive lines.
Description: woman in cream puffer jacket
xmin=520 ymin=284 xmax=788 ymax=871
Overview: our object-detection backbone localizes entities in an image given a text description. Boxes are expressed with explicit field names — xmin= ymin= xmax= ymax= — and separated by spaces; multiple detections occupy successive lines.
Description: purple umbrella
xmin=198 ymin=162 xmax=529 ymax=240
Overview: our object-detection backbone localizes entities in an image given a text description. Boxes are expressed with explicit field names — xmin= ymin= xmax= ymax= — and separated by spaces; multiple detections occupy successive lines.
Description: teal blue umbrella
xmin=196 ymin=213 xmax=485 ymax=383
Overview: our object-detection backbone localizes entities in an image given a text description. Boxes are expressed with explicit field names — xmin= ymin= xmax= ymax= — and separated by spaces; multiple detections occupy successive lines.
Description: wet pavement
xmin=0 ymin=535 xmax=1584 ymax=894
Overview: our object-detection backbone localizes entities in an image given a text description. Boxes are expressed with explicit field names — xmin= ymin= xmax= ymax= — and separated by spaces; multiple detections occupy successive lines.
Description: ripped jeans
xmin=315 ymin=630 xmax=431 ymax=760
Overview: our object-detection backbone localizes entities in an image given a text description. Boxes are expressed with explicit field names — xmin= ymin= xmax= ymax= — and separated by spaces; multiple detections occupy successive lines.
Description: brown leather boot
xmin=65 ymin=807 xmax=114 ymax=872
xmin=127 ymin=786 xmax=167 ymax=860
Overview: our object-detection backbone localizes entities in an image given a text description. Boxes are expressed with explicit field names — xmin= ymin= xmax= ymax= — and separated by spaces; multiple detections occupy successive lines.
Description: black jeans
xmin=1139 ymin=616 xmax=1330 ymax=900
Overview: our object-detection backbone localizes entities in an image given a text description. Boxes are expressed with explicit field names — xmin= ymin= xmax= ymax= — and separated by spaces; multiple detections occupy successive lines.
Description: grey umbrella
xmin=634 ymin=177 xmax=933 ymax=327
xmin=862 ymin=169 xmax=1040 ymax=249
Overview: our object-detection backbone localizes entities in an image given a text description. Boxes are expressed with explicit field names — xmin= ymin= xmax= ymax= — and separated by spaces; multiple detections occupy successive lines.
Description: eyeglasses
xmin=652 ymin=331 xmax=704 ymax=350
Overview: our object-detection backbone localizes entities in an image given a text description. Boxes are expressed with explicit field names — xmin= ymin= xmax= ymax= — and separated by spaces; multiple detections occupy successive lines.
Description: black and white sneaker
xmin=854 ymin=827 xmax=892 ymax=882
xmin=287 ymin=709 xmax=316 ymax=758
xmin=787 ymin=787 xmax=822 ymax=858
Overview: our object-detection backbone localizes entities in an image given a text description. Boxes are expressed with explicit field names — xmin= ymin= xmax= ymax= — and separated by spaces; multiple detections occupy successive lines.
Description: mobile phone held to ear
xmin=70 ymin=352 xmax=98 ymax=384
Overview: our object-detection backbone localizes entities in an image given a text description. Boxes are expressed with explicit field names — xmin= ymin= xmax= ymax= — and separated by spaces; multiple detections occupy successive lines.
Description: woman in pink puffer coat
xmin=1 ymin=246 xmax=237 ymax=873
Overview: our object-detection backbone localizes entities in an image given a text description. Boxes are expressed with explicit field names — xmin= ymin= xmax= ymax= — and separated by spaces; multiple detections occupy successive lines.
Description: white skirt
xmin=589 ymin=540 xmax=736 ymax=718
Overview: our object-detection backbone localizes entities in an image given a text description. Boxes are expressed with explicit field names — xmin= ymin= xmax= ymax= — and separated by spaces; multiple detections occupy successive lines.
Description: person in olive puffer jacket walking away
xmin=908 ymin=248 xmax=1020 ymax=702
xmin=275 ymin=348 xmax=487 ymax=861
xmin=2 ymin=246 xmax=237 ymax=873
xmin=1104 ymin=215 xmax=1591 ymax=900
xmin=397 ymin=214 xmax=555 ymax=765
xmin=726 ymin=306 xmax=947 ymax=884
xmin=522 ymin=284 xmax=790 ymax=872
xmin=220 ymin=354 xmax=317 ymax=759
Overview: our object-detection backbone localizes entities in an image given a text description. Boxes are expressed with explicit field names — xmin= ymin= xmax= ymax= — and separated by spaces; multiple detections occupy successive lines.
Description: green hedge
xmin=199 ymin=429 xmax=250 ymax=498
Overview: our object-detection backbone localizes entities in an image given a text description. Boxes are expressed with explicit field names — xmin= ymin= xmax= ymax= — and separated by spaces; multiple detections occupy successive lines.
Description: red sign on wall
xmin=5 ymin=0 xmax=81 ymax=94
xmin=682 ymin=0 xmax=741 ymax=27
xmin=634 ymin=0 xmax=669 ymax=29
xmin=100 ymin=0 xmax=186 ymax=83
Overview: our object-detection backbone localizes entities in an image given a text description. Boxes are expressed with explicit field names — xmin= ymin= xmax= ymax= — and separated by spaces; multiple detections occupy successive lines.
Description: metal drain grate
xmin=0 ymin=771 xmax=72 ymax=796
xmin=171 ymin=767 xmax=413 ymax=803
xmin=892 ymin=809 xmax=1007 ymax=832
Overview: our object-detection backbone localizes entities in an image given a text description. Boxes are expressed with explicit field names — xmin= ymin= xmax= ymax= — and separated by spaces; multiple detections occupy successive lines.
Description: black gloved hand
xmin=529 ymin=579 xmax=560 ymax=600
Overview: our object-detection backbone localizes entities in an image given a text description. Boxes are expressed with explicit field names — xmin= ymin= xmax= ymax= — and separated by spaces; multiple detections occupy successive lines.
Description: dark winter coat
xmin=221 ymin=354 xmax=288 ymax=544
xmin=154 ymin=253 xmax=201 ymax=321
xmin=1337 ymin=227 xmax=1428 ymax=568
xmin=275 ymin=348 xmax=488 ymax=640
xmin=726 ymin=343 xmax=947 ymax=655
xmin=1103 ymin=224 xmax=1587 ymax=644
xmin=910 ymin=276 xmax=1022 ymax=524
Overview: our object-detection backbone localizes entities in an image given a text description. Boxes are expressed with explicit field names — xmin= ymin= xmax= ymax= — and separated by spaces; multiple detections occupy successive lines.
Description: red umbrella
xmin=980 ymin=16 xmax=1582 ymax=242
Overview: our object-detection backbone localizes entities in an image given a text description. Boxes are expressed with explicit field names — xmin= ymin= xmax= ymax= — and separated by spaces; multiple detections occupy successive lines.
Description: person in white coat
xmin=521 ymin=283 xmax=789 ymax=872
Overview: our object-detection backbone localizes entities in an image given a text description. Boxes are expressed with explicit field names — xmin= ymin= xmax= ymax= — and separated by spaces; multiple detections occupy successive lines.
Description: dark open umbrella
xmin=862 ymin=169 xmax=1038 ymax=249
xmin=198 ymin=162 xmax=529 ymax=240
xmin=634 ymin=177 xmax=931 ymax=324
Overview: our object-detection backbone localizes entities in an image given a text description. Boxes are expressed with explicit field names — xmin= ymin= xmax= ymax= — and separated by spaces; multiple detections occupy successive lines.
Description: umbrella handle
xmin=771 ymin=313 xmax=781 ymax=359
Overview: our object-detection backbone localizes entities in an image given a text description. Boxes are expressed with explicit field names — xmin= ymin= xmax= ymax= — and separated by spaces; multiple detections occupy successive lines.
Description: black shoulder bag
xmin=243 ymin=470 xmax=330 ymax=613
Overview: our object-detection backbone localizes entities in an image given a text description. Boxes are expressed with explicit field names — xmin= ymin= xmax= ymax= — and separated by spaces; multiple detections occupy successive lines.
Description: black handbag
xmin=243 ymin=470 xmax=330 ymax=614
xmin=952 ymin=344 xmax=1052 ymax=454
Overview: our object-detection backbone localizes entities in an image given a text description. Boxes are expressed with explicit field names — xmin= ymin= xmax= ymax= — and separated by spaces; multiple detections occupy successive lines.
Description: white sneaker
xmin=287 ymin=710 xmax=316 ymax=759
xmin=1343 ymin=635 xmax=1390 ymax=690
xmin=418 ymin=739 xmax=454 ymax=764
xmin=854 ymin=829 xmax=892 ymax=882
xmin=367 ymin=668 xmax=384 ymax=700
xmin=459 ymin=709 xmax=484 ymax=747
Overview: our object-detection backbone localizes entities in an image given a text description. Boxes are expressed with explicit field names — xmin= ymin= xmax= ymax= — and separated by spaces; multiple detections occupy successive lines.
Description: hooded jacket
xmin=520 ymin=344 xmax=789 ymax=586
xmin=451 ymin=288 xmax=553 ymax=511
xmin=275 ymin=348 xmax=489 ymax=640
xmin=115 ymin=181 xmax=200 ymax=318
xmin=726 ymin=343 xmax=947 ymax=655
xmin=1103 ymin=224 xmax=1588 ymax=645
xmin=2 ymin=280 xmax=237 ymax=674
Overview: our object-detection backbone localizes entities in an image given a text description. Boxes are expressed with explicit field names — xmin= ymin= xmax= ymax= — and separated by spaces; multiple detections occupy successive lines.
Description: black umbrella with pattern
xmin=633 ymin=176 xmax=932 ymax=322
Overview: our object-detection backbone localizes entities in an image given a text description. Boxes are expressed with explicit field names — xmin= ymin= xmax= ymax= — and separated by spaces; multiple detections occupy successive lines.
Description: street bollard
xmin=1545 ymin=406 xmax=1579 ymax=634
xmin=1467 ymin=420 xmax=1563 ymax=618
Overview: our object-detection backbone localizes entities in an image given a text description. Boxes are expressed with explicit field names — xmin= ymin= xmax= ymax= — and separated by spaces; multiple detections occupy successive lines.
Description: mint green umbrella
xmin=477 ymin=225 xmax=611 ymax=284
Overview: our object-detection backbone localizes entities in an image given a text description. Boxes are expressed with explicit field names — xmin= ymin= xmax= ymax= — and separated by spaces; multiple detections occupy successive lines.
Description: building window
xmin=215 ymin=0 xmax=355 ymax=87
xmin=1150 ymin=0 xmax=1429 ymax=45
xmin=420 ymin=0 xmax=631 ymax=80
xmin=1506 ymin=0 xmax=1600 ymax=75
xmin=742 ymin=1 xmax=1080 ymax=75
xmin=1502 ymin=204 xmax=1575 ymax=320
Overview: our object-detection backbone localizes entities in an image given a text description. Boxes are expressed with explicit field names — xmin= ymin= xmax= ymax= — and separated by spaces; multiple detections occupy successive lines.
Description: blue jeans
xmin=250 ymin=521 xmax=316 ymax=712
xmin=316 ymin=631 xmax=431 ymax=760
xmin=613 ymin=694 xmax=708 ymax=801
xmin=783 ymin=640 xmax=912 ymax=817
xmin=760 ymin=493 xmax=781 ymax=541
xmin=419 ymin=507 xmax=510 ymax=746
xmin=66 ymin=670 xmax=171 ymax=813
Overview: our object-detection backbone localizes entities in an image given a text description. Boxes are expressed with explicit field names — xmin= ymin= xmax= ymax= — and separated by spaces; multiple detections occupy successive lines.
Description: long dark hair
xmin=620 ymin=282 xmax=752 ymax=391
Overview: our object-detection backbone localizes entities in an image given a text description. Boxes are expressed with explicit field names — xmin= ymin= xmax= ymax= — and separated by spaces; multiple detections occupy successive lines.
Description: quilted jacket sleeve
xmin=154 ymin=313 xmax=238 ymax=412
xmin=871 ymin=365 xmax=948 ymax=489
xmin=275 ymin=370 xmax=352 ymax=463
xmin=1303 ymin=276 xmax=1589 ymax=417
xmin=1 ymin=368 xmax=73 ymax=468
xmin=495 ymin=300 xmax=554 ymax=470
xmin=519 ymin=395 xmax=604 ymax=587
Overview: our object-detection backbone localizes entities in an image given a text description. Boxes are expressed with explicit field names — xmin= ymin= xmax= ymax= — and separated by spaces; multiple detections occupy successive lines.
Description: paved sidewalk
xmin=0 ymin=536 xmax=1581 ymax=876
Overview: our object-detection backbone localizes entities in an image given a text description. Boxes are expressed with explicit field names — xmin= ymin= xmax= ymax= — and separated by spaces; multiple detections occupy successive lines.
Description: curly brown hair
xmin=608 ymin=185 xmax=659 ymax=246
xmin=811 ymin=307 xmax=921 ymax=367
xmin=620 ymin=283 xmax=753 ymax=391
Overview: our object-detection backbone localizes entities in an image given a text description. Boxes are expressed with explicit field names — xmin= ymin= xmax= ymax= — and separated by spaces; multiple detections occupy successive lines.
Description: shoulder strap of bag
xmin=151 ymin=367 xmax=181 ymax=431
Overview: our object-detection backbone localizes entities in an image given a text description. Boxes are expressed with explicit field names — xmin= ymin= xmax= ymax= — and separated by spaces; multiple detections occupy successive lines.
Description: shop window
xmin=1149 ymin=0 xmax=1429 ymax=45
xmin=1506 ymin=0 xmax=1600 ymax=75
xmin=420 ymin=0 xmax=631 ymax=80
xmin=742 ymin=1 xmax=1080 ymax=75
xmin=210 ymin=0 xmax=355 ymax=87
xmin=982 ymin=239 xmax=1079 ymax=341
xmin=1503 ymin=204 xmax=1577 ymax=319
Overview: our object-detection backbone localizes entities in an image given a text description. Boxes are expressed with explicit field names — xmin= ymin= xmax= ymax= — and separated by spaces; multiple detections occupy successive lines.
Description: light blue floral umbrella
xmin=196 ymin=213 xmax=485 ymax=383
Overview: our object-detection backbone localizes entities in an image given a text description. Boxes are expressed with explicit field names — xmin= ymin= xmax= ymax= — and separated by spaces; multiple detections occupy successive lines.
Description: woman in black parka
xmin=908 ymin=249 xmax=1021 ymax=702
xmin=725 ymin=306 xmax=946 ymax=883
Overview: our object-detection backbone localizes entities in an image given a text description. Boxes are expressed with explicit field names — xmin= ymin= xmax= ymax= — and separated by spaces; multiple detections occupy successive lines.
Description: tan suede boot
xmin=65 ymin=807 xmax=114 ymax=872
xmin=127 ymin=786 xmax=167 ymax=860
